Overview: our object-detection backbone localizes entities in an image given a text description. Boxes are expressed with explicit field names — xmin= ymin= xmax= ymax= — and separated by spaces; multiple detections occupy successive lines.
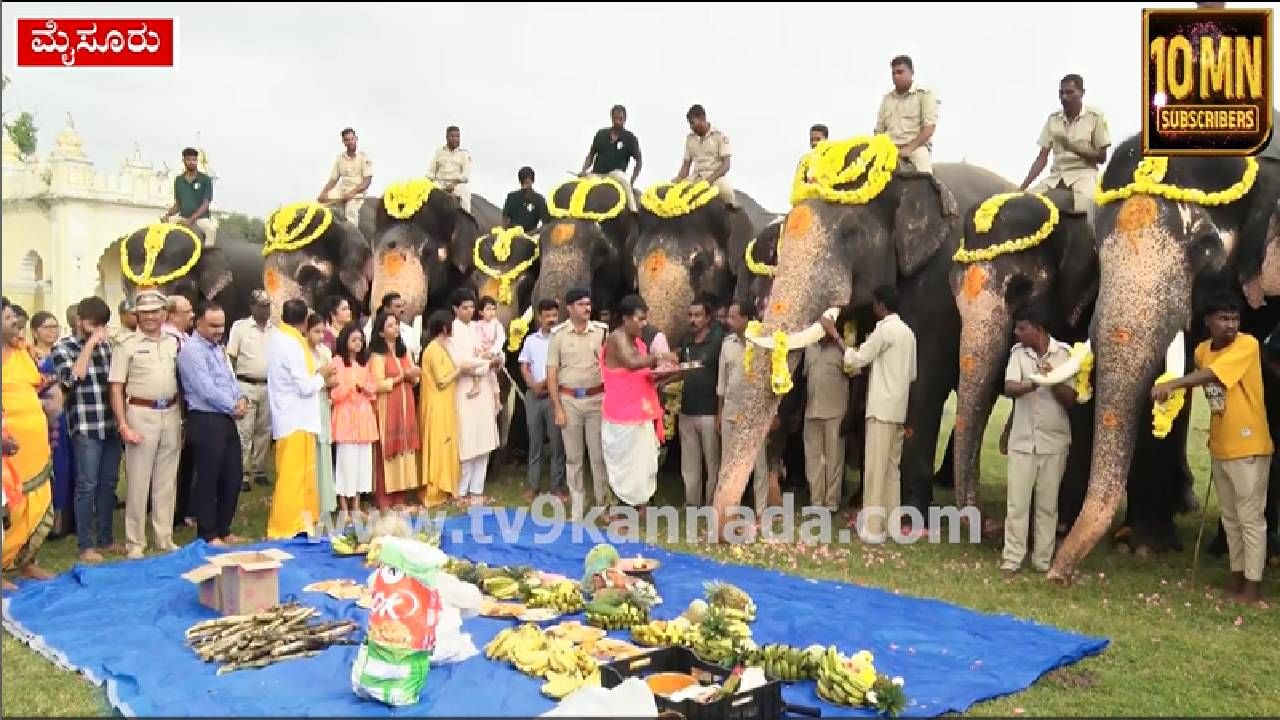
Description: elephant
xmin=710 ymin=134 xmax=1016 ymax=529
xmin=260 ymin=202 xmax=373 ymax=321
xmin=529 ymin=175 xmax=637 ymax=321
xmin=1039 ymin=135 xmax=1280 ymax=582
xmin=119 ymin=223 xmax=266 ymax=325
xmin=367 ymin=181 xmax=502 ymax=324
xmin=631 ymin=182 xmax=775 ymax=346
xmin=948 ymin=189 xmax=1098 ymax=520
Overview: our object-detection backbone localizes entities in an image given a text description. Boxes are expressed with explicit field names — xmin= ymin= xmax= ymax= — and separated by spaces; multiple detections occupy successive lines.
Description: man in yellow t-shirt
xmin=1153 ymin=293 xmax=1272 ymax=604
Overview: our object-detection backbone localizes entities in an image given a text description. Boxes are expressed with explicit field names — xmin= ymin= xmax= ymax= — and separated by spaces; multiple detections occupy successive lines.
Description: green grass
xmin=4 ymin=394 xmax=1278 ymax=716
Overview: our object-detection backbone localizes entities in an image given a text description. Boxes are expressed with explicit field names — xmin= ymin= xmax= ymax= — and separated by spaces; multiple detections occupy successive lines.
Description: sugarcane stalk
xmin=217 ymin=649 xmax=322 ymax=675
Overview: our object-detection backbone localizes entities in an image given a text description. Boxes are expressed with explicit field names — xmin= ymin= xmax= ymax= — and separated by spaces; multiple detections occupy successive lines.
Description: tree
xmin=218 ymin=212 xmax=266 ymax=244
xmin=1 ymin=74 xmax=38 ymax=158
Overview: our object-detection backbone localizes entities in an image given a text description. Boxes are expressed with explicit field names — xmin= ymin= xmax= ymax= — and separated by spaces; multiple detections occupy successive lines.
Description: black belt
xmin=236 ymin=375 xmax=267 ymax=385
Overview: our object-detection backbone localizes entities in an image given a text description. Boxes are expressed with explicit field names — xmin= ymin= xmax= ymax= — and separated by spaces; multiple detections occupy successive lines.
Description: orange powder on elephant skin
xmin=962 ymin=265 xmax=987 ymax=301
xmin=264 ymin=267 xmax=282 ymax=294
xmin=551 ymin=223 xmax=576 ymax=246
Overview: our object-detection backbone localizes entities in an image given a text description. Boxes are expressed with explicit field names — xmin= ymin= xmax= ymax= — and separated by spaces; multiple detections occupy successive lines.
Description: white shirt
xmin=364 ymin=316 xmax=422 ymax=361
xmin=265 ymin=327 xmax=326 ymax=439
xmin=843 ymin=313 xmax=918 ymax=424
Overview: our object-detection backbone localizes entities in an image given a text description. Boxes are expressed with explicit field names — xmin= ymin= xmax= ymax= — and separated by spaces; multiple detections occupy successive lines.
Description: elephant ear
xmin=450 ymin=208 xmax=481 ymax=275
xmin=357 ymin=198 xmax=380 ymax=245
xmin=337 ymin=222 xmax=374 ymax=304
xmin=1236 ymin=193 xmax=1280 ymax=298
xmin=194 ymin=246 xmax=233 ymax=300
xmin=893 ymin=172 xmax=957 ymax=276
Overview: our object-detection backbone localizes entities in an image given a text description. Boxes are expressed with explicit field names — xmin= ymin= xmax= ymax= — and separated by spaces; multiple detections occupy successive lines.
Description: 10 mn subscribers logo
xmin=16 ymin=18 xmax=175 ymax=68
xmin=1142 ymin=8 xmax=1272 ymax=156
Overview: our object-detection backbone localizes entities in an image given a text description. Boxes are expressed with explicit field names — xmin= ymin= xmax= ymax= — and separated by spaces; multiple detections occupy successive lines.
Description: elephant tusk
xmin=1164 ymin=331 xmax=1185 ymax=378
xmin=1029 ymin=340 xmax=1092 ymax=386
xmin=745 ymin=307 xmax=841 ymax=350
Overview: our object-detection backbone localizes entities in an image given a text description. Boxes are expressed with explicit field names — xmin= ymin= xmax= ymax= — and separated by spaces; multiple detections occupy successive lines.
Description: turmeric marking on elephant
xmin=960 ymin=354 xmax=976 ymax=377
xmin=642 ymin=249 xmax=669 ymax=279
xmin=550 ymin=223 xmax=575 ymax=246
xmin=955 ymin=417 xmax=967 ymax=431
xmin=1109 ymin=327 xmax=1132 ymax=344
xmin=381 ymin=251 xmax=406 ymax=277
xmin=784 ymin=204 xmax=814 ymax=238
xmin=770 ymin=300 xmax=788 ymax=316
xmin=264 ymin=267 xmax=282 ymax=294
xmin=1116 ymin=196 xmax=1157 ymax=252
xmin=962 ymin=265 xmax=987 ymax=301
xmin=1101 ymin=410 xmax=1118 ymax=429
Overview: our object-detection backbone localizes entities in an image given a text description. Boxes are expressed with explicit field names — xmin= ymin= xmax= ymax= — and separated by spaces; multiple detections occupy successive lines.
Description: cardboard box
xmin=182 ymin=549 xmax=294 ymax=616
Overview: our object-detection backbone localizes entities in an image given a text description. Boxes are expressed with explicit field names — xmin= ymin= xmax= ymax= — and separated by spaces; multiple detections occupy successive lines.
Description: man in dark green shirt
xmin=162 ymin=147 xmax=218 ymax=246
xmin=678 ymin=296 xmax=726 ymax=506
xmin=580 ymin=104 xmax=642 ymax=212
xmin=501 ymin=166 xmax=550 ymax=233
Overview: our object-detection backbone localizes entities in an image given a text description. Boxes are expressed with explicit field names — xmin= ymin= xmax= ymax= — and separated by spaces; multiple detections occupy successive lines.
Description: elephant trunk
xmin=1049 ymin=195 xmax=1190 ymax=581
xmin=952 ymin=264 xmax=1012 ymax=509
xmin=711 ymin=203 xmax=848 ymax=533
xmin=637 ymin=244 xmax=695 ymax=347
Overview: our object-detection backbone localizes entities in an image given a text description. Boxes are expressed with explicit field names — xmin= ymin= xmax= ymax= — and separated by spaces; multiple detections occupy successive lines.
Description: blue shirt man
xmin=517 ymin=299 xmax=566 ymax=500
xmin=176 ymin=303 xmax=247 ymax=545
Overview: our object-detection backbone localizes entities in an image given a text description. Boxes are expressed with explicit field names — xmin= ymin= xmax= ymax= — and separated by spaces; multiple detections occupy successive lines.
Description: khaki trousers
xmin=193 ymin=217 xmax=218 ymax=247
xmin=1002 ymin=451 xmax=1068 ymax=571
xmin=1031 ymin=173 xmax=1098 ymax=225
xmin=236 ymin=381 xmax=272 ymax=479
xmin=445 ymin=182 xmax=472 ymax=213
xmin=605 ymin=170 xmax=638 ymax=212
xmin=559 ymin=395 xmax=608 ymax=516
xmin=900 ymin=146 xmax=932 ymax=175
xmin=1212 ymin=454 xmax=1271 ymax=581
xmin=862 ymin=417 xmax=904 ymax=538
xmin=721 ymin=416 xmax=769 ymax=514
xmin=123 ymin=404 xmax=183 ymax=554
xmin=804 ymin=416 xmax=845 ymax=511
xmin=323 ymin=187 xmax=364 ymax=224
xmin=679 ymin=414 xmax=720 ymax=506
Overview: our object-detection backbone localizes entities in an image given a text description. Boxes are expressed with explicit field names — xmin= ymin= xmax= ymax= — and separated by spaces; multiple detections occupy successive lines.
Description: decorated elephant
xmin=529 ymin=175 xmax=637 ymax=321
xmin=711 ymin=135 xmax=1016 ymax=527
xmin=631 ymin=181 xmax=775 ymax=346
xmin=1038 ymin=136 xmax=1280 ymax=582
xmin=119 ymin=222 xmax=266 ymax=324
xmin=948 ymin=190 xmax=1098 ymax=519
xmin=368 ymin=179 xmax=502 ymax=323
xmin=260 ymin=202 xmax=374 ymax=321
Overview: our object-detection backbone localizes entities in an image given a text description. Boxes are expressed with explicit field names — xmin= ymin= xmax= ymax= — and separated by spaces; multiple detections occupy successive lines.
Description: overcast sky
xmin=4 ymin=2 xmax=1276 ymax=218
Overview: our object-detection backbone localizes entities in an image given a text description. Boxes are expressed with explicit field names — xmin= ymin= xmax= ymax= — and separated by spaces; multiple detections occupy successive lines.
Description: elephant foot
xmin=1046 ymin=569 xmax=1073 ymax=587
xmin=1177 ymin=483 xmax=1201 ymax=514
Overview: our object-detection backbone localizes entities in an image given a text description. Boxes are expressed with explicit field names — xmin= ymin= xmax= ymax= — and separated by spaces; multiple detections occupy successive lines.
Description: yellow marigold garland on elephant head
xmin=472 ymin=226 xmax=539 ymax=306
xmin=953 ymin=192 xmax=1060 ymax=264
xmin=383 ymin=177 xmax=438 ymax=219
xmin=120 ymin=223 xmax=203 ymax=287
xmin=262 ymin=202 xmax=334 ymax=256
xmin=546 ymin=176 xmax=627 ymax=222
xmin=1094 ymin=155 xmax=1259 ymax=207
xmin=639 ymin=180 xmax=721 ymax=218
xmin=744 ymin=237 xmax=776 ymax=277
xmin=791 ymin=134 xmax=899 ymax=207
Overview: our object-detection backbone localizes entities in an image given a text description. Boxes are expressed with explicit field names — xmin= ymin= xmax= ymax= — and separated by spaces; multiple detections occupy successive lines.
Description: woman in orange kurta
xmin=2 ymin=298 xmax=55 ymax=584
xmin=330 ymin=325 xmax=380 ymax=518
xmin=418 ymin=312 xmax=462 ymax=507
xmin=367 ymin=311 xmax=422 ymax=509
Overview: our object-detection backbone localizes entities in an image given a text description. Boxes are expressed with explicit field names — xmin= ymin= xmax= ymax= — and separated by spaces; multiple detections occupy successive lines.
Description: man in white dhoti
xmin=599 ymin=296 xmax=680 ymax=510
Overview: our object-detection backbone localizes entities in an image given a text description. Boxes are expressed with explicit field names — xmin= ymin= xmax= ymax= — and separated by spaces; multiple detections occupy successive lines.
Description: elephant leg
xmin=933 ymin=430 xmax=956 ymax=489
xmin=1122 ymin=414 xmax=1190 ymax=555
xmin=1056 ymin=402 xmax=1093 ymax=531
xmin=899 ymin=372 xmax=954 ymax=527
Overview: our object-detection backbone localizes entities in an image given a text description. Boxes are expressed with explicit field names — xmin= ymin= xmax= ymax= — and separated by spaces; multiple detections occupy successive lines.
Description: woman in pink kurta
xmin=330 ymin=325 xmax=379 ymax=517
xmin=446 ymin=289 xmax=499 ymax=505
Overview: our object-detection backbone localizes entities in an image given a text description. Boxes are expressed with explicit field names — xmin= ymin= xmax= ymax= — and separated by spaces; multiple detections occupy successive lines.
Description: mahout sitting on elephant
xmin=1036 ymin=135 xmax=1280 ymax=583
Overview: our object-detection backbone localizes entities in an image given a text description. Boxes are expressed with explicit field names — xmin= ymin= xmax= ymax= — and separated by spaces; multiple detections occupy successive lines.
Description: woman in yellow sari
xmin=2 ymin=297 xmax=56 ymax=586
xmin=418 ymin=311 xmax=461 ymax=507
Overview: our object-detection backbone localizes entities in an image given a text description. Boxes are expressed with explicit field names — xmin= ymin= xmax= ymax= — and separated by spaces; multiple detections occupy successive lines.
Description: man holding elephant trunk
xmin=1001 ymin=308 xmax=1076 ymax=578
xmin=1153 ymin=294 xmax=1272 ymax=604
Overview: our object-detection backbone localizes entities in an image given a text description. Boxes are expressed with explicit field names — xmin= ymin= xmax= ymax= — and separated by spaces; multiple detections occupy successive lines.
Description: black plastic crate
xmin=601 ymin=646 xmax=819 ymax=719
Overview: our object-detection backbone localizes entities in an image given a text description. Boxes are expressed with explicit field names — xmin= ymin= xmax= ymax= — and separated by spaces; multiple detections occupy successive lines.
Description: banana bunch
xmin=629 ymin=617 xmax=694 ymax=648
xmin=752 ymin=643 xmax=822 ymax=682
xmin=689 ymin=606 xmax=755 ymax=666
xmin=584 ymin=601 xmax=649 ymax=630
xmin=481 ymin=576 xmax=523 ymax=601
xmin=484 ymin=623 xmax=547 ymax=662
xmin=815 ymin=646 xmax=876 ymax=708
xmin=527 ymin=581 xmax=584 ymax=614
xmin=330 ymin=528 xmax=361 ymax=555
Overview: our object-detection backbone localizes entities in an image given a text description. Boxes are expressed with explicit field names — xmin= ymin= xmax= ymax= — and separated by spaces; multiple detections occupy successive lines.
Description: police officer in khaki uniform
xmin=803 ymin=327 xmax=852 ymax=512
xmin=675 ymin=104 xmax=738 ymax=209
xmin=109 ymin=290 xmax=184 ymax=559
xmin=1019 ymin=74 xmax=1111 ymax=222
xmin=227 ymin=290 xmax=275 ymax=490
xmin=317 ymin=127 xmax=374 ymax=225
xmin=427 ymin=125 xmax=472 ymax=213
xmin=873 ymin=55 xmax=939 ymax=174
xmin=110 ymin=298 xmax=137 ymax=348
xmin=546 ymin=288 xmax=610 ymax=518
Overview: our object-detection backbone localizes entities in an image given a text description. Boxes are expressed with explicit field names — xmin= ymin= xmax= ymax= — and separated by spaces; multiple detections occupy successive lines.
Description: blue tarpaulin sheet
xmin=2 ymin=512 xmax=1107 ymax=717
